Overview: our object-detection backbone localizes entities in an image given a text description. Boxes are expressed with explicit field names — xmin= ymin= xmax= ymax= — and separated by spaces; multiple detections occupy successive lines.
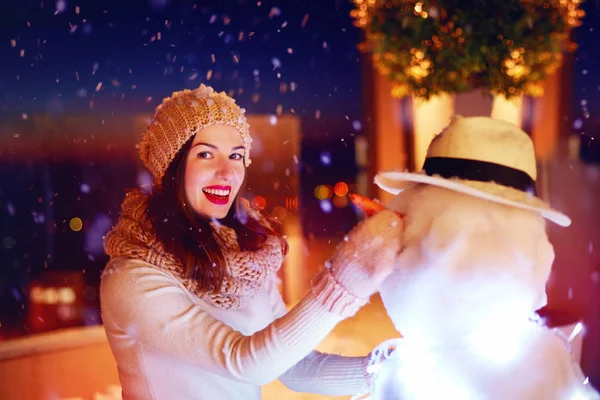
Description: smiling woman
xmin=99 ymin=83 xmax=404 ymax=400
xmin=185 ymin=126 xmax=246 ymax=219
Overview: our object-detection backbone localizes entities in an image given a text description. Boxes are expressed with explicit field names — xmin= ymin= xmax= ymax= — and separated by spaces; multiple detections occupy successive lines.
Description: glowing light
xmin=371 ymin=339 xmax=475 ymax=399
xmin=333 ymin=195 xmax=349 ymax=209
xmin=30 ymin=287 xmax=44 ymax=303
xmin=44 ymin=288 xmax=59 ymax=305
xmin=285 ymin=196 xmax=299 ymax=211
xmin=319 ymin=200 xmax=333 ymax=213
xmin=58 ymin=287 xmax=76 ymax=304
xmin=320 ymin=151 xmax=332 ymax=165
xmin=251 ymin=196 xmax=267 ymax=211
xmin=333 ymin=182 xmax=349 ymax=197
xmin=69 ymin=217 xmax=83 ymax=232
xmin=314 ymin=185 xmax=333 ymax=200
xmin=271 ymin=206 xmax=288 ymax=221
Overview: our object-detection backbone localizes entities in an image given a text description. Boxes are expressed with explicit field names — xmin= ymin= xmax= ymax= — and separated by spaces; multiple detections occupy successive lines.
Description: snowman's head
xmin=380 ymin=185 xmax=555 ymax=342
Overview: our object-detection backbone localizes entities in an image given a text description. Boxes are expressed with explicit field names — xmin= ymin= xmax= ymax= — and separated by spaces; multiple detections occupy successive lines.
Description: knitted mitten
xmin=310 ymin=209 xmax=403 ymax=317
xmin=328 ymin=210 xmax=403 ymax=299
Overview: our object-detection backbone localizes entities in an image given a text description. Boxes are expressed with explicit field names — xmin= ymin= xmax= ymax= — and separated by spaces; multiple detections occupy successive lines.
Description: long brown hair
xmin=147 ymin=137 xmax=288 ymax=293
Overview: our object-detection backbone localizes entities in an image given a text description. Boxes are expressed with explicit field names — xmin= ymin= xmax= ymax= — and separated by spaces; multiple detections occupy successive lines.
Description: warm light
xmin=391 ymin=84 xmax=410 ymax=98
xmin=333 ymin=195 xmax=349 ymax=209
xmin=58 ymin=287 xmax=76 ymax=304
xmin=333 ymin=182 xmax=349 ymax=197
xmin=314 ymin=184 xmax=333 ymax=200
xmin=412 ymin=93 xmax=454 ymax=171
xmin=491 ymin=94 xmax=523 ymax=126
xmin=271 ymin=206 xmax=288 ymax=221
xmin=251 ymin=195 xmax=267 ymax=211
xmin=285 ymin=196 xmax=299 ymax=211
xmin=30 ymin=286 xmax=44 ymax=303
xmin=57 ymin=304 xmax=77 ymax=321
xmin=44 ymin=288 xmax=59 ymax=305
xmin=69 ymin=217 xmax=83 ymax=232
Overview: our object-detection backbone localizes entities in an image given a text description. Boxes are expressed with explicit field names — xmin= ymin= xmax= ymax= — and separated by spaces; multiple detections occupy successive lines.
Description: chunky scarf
xmin=103 ymin=189 xmax=284 ymax=310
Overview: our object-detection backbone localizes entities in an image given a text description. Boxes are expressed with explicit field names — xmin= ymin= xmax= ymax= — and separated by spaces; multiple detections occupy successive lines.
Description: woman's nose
xmin=215 ymin=158 xmax=234 ymax=181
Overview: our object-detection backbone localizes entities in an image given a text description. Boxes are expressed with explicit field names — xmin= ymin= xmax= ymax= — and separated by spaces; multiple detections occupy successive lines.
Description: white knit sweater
xmin=100 ymin=257 xmax=369 ymax=400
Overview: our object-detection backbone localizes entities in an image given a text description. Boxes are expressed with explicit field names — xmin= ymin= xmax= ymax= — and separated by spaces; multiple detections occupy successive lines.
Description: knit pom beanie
xmin=139 ymin=84 xmax=252 ymax=185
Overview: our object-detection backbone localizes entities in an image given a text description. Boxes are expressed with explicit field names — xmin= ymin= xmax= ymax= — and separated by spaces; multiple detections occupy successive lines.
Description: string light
xmin=351 ymin=0 xmax=585 ymax=99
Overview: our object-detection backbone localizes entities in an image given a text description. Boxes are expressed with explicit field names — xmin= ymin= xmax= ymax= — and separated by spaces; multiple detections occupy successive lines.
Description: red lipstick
xmin=202 ymin=185 xmax=231 ymax=205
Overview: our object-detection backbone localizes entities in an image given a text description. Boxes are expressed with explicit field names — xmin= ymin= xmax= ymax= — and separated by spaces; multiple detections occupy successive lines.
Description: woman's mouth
xmin=202 ymin=186 xmax=231 ymax=205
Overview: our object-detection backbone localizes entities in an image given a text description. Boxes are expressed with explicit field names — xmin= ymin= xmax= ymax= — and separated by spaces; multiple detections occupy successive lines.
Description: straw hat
xmin=374 ymin=116 xmax=571 ymax=227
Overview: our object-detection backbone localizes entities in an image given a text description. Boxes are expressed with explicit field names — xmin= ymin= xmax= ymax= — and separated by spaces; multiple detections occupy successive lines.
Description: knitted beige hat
xmin=139 ymin=84 xmax=252 ymax=184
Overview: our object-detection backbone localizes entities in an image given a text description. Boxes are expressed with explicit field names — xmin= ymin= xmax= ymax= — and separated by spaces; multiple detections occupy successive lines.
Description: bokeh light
xmin=251 ymin=195 xmax=267 ymax=211
xmin=319 ymin=199 xmax=333 ymax=213
xmin=320 ymin=151 xmax=332 ymax=165
xmin=314 ymin=184 xmax=333 ymax=200
xmin=69 ymin=217 xmax=83 ymax=232
xmin=334 ymin=181 xmax=349 ymax=197
xmin=271 ymin=206 xmax=288 ymax=221
xmin=333 ymin=195 xmax=349 ymax=209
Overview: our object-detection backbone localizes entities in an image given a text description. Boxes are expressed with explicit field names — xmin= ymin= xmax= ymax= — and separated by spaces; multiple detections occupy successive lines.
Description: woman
xmin=101 ymin=84 xmax=402 ymax=399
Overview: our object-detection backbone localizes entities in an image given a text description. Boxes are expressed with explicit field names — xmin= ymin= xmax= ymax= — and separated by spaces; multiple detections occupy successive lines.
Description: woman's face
xmin=184 ymin=124 xmax=246 ymax=220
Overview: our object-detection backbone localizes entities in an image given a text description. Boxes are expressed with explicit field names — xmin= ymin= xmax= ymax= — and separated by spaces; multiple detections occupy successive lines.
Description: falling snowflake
xmin=271 ymin=57 xmax=281 ymax=69
xmin=320 ymin=200 xmax=333 ymax=213
xmin=320 ymin=151 xmax=332 ymax=165
xmin=269 ymin=7 xmax=281 ymax=18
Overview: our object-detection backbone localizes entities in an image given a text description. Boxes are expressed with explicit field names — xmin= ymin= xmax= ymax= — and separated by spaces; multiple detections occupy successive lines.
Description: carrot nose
xmin=349 ymin=193 xmax=404 ymax=218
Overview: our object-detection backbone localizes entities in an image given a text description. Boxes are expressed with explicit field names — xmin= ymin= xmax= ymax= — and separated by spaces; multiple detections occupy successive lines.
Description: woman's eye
xmin=230 ymin=153 xmax=243 ymax=160
xmin=197 ymin=152 xmax=213 ymax=159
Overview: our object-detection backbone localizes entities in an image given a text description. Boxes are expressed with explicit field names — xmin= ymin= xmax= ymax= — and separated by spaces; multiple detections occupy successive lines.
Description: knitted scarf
xmin=103 ymin=189 xmax=284 ymax=310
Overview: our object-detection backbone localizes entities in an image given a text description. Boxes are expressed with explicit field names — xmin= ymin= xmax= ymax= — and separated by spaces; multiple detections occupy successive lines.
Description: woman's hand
xmin=328 ymin=210 xmax=403 ymax=299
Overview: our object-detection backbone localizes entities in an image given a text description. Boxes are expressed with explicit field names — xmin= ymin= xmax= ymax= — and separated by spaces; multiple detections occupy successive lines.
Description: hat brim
xmin=374 ymin=171 xmax=571 ymax=227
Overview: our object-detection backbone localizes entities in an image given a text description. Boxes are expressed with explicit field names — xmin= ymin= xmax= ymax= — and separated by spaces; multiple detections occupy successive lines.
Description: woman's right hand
xmin=326 ymin=210 xmax=403 ymax=299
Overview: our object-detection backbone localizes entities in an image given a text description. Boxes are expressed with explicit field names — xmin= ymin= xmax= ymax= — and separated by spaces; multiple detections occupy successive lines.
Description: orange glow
xmin=69 ymin=217 xmax=83 ymax=232
xmin=333 ymin=195 xmax=349 ymax=208
xmin=285 ymin=196 xmax=299 ymax=211
xmin=314 ymin=185 xmax=333 ymax=200
xmin=251 ymin=196 xmax=267 ymax=211
xmin=271 ymin=206 xmax=288 ymax=221
xmin=333 ymin=182 xmax=349 ymax=197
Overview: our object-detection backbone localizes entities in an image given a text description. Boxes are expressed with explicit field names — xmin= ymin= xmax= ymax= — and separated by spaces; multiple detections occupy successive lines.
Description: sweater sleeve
xmin=100 ymin=258 xmax=367 ymax=386
xmin=266 ymin=275 xmax=370 ymax=395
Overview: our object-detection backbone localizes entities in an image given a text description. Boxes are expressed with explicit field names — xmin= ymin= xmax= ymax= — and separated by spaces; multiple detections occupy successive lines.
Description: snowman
xmin=364 ymin=117 xmax=599 ymax=400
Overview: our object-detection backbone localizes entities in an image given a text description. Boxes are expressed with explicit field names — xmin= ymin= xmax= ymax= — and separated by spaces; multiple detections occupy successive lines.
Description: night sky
xmin=0 ymin=0 xmax=365 ymax=138
xmin=0 ymin=0 xmax=599 ymax=133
